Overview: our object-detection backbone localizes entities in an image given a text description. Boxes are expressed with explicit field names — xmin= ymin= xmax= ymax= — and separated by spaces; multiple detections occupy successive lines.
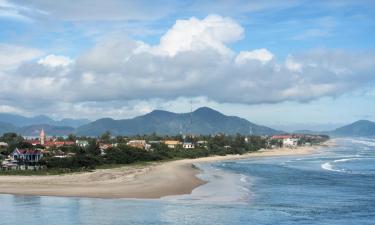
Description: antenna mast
xmin=190 ymin=98 xmax=193 ymax=137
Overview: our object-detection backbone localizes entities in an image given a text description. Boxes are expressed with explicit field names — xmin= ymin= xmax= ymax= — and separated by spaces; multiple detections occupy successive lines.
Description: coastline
xmin=0 ymin=140 xmax=335 ymax=199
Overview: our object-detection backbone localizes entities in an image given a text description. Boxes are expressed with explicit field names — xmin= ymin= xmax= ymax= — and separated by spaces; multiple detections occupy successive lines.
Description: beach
xmin=0 ymin=142 xmax=334 ymax=199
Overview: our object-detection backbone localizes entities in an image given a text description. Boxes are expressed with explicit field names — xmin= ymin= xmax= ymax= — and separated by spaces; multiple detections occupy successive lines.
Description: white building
xmin=76 ymin=140 xmax=89 ymax=147
xmin=283 ymin=138 xmax=299 ymax=148
xmin=0 ymin=142 xmax=8 ymax=148
xmin=183 ymin=142 xmax=195 ymax=149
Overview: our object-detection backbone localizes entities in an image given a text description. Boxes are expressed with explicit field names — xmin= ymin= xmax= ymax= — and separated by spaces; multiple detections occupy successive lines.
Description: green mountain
xmin=17 ymin=124 xmax=76 ymax=137
xmin=0 ymin=113 xmax=90 ymax=128
xmin=76 ymin=107 xmax=282 ymax=136
xmin=0 ymin=122 xmax=17 ymax=135
xmin=331 ymin=120 xmax=375 ymax=137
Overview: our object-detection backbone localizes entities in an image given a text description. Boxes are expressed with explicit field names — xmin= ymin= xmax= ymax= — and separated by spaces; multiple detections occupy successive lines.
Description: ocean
xmin=0 ymin=138 xmax=374 ymax=225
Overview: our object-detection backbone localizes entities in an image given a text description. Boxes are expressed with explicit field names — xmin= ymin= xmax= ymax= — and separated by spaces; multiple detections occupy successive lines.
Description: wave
xmin=334 ymin=158 xmax=357 ymax=163
xmin=350 ymin=139 xmax=375 ymax=147
xmin=321 ymin=162 xmax=348 ymax=173
xmin=163 ymin=163 xmax=252 ymax=204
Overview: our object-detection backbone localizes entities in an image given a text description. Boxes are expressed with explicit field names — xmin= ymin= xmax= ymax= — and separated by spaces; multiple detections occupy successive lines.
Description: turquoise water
xmin=1 ymin=138 xmax=374 ymax=225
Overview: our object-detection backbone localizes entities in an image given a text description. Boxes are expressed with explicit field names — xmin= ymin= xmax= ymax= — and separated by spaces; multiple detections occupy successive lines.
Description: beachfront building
xmin=283 ymin=138 xmax=298 ymax=148
xmin=163 ymin=140 xmax=181 ymax=149
xmin=271 ymin=135 xmax=299 ymax=148
xmin=183 ymin=142 xmax=195 ymax=149
xmin=11 ymin=148 xmax=43 ymax=164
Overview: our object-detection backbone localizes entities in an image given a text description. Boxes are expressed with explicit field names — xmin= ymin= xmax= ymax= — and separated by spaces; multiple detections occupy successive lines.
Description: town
xmin=0 ymin=129 xmax=329 ymax=173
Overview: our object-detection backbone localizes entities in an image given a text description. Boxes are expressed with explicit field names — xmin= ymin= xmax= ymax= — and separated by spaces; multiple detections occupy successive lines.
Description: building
xmin=27 ymin=129 xmax=75 ymax=148
xmin=76 ymin=140 xmax=89 ymax=147
xmin=0 ymin=142 xmax=8 ymax=148
xmin=271 ymin=135 xmax=299 ymax=148
xmin=127 ymin=140 xmax=151 ymax=150
xmin=283 ymin=138 xmax=299 ymax=148
xmin=183 ymin=142 xmax=195 ymax=149
xmin=163 ymin=140 xmax=181 ymax=149
xmin=11 ymin=148 xmax=43 ymax=164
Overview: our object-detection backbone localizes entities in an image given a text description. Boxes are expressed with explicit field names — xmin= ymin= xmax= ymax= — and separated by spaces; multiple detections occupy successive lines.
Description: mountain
xmin=76 ymin=107 xmax=282 ymax=136
xmin=17 ymin=124 xmax=76 ymax=137
xmin=0 ymin=113 xmax=90 ymax=128
xmin=0 ymin=122 xmax=17 ymax=135
xmin=331 ymin=120 xmax=375 ymax=137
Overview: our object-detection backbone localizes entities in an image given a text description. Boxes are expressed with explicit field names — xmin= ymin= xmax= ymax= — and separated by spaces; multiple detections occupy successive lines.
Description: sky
xmin=0 ymin=0 xmax=375 ymax=131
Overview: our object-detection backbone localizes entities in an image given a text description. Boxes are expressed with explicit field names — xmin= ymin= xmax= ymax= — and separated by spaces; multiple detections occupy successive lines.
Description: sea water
xmin=0 ymin=138 xmax=374 ymax=225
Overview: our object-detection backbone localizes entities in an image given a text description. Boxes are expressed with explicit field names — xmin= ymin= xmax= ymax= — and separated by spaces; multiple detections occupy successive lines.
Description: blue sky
xmin=0 ymin=0 xmax=375 ymax=131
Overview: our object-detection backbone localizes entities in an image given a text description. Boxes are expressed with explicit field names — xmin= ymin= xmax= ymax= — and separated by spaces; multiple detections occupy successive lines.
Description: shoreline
xmin=0 ymin=140 xmax=335 ymax=199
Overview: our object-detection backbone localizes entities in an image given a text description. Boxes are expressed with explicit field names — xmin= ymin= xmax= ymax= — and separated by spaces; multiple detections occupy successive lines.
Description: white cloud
xmin=0 ymin=43 xmax=42 ymax=69
xmin=235 ymin=48 xmax=274 ymax=65
xmin=153 ymin=15 xmax=244 ymax=56
xmin=285 ymin=55 xmax=302 ymax=72
xmin=38 ymin=54 xmax=73 ymax=67
xmin=1 ymin=15 xmax=375 ymax=118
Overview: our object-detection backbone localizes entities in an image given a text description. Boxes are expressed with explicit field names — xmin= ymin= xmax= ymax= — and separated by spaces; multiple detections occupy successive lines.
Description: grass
xmin=0 ymin=168 xmax=91 ymax=176
xmin=0 ymin=159 xmax=178 ymax=176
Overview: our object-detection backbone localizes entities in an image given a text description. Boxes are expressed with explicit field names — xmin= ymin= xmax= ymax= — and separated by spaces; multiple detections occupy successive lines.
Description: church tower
xmin=40 ymin=128 xmax=46 ymax=145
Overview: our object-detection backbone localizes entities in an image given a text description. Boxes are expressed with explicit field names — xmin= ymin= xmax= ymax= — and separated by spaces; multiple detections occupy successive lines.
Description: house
xmin=0 ymin=142 xmax=8 ymax=148
xmin=163 ymin=140 xmax=181 ymax=149
xmin=183 ymin=142 xmax=195 ymax=149
xmin=1 ymin=158 xmax=18 ymax=170
xmin=76 ymin=140 xmax=89 ymax=147
xmin=127 ymin=140 xmax=151 ymax=150
xmin=271 ymin=135 xmax=299 ymax=148
xmin=283 ymin=138 xmax=299 ymax=148
xmin=11 ymin=148 xmax=43 ymax=164
xmin=99 ymin=143 xmax=113 ymax=151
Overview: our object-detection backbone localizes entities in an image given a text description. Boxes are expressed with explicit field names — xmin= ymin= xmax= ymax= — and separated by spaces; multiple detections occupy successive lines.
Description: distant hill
xmin=0 ymin=122 xmax=17 ymax=134
xmin=0 ymin=113 xmax=90 ymax=128
xmin=76 ymin=107 xmax=282 ymax=136
xmin=293 ymin=130 xmax=327 ymax=135
xmin=17 ymin=124 xmax=76 ymax=137
xmin=331 ymin=120 xmax=375 ymax=137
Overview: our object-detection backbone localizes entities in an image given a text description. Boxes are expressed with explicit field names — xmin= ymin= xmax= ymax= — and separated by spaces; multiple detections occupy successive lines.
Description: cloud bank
xmin=0 ymin=15 xmax=374 ymax=118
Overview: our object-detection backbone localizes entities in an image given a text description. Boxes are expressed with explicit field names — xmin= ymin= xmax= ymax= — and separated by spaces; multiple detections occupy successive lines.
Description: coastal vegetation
xmin=0 ymin=131 xmax=329 ymax=175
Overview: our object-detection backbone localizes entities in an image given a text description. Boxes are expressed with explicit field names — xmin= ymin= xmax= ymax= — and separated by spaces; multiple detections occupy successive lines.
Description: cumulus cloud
xmin=1 ymin=15 xmax=375 ymax=118
xmin=153 ymin=15 xmax=244 ymax=56
xmin=235 ymin=49 xmax=274 ymax=65
xmin=0 ymin=43 xmax=42 ymax=69
xmin=38 ymin=54 xmax=73 ymax=67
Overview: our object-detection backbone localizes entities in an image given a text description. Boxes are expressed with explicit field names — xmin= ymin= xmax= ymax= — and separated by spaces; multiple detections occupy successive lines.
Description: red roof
xmin=271 ymin=135 xmax=293 ymax=139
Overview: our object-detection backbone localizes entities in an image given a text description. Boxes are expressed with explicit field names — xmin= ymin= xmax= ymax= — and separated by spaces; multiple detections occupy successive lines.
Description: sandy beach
xmin=0 ymin=141 xmax=335 ymax=199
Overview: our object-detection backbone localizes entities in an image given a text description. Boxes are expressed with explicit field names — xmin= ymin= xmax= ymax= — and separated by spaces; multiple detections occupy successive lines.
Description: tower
xmin=40 ymin=128 xmax=46 ymax=145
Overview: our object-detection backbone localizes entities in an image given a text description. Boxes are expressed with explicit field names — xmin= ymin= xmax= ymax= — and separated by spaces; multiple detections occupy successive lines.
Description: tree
xmin=100 ymin=131 xmax=112 ymax=143
xmin=67 ymin=133 xmax=77 ymax=141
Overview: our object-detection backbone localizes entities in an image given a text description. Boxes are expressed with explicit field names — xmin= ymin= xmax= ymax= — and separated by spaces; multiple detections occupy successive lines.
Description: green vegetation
xmin=0 ymin=131 xmax=328 ymax=175
xmin=0 ymin=132 xmax=267 ymax=175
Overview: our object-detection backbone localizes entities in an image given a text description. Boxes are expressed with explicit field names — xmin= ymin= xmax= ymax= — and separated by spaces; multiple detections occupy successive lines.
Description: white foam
xmin=321 ymin=162 xmax=346 ymax=172
xmin=321 ymin=162 xmax=335 ymax=171
xmin=162 ymin=163 xmax=252 ymax=204
xmin=334 ymin=158 xmax=356 ymax=163
xmin=240 ymin=174 xmax=247 ymax=183
xmin=350 ymin=139 xmax=375 ymax=147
